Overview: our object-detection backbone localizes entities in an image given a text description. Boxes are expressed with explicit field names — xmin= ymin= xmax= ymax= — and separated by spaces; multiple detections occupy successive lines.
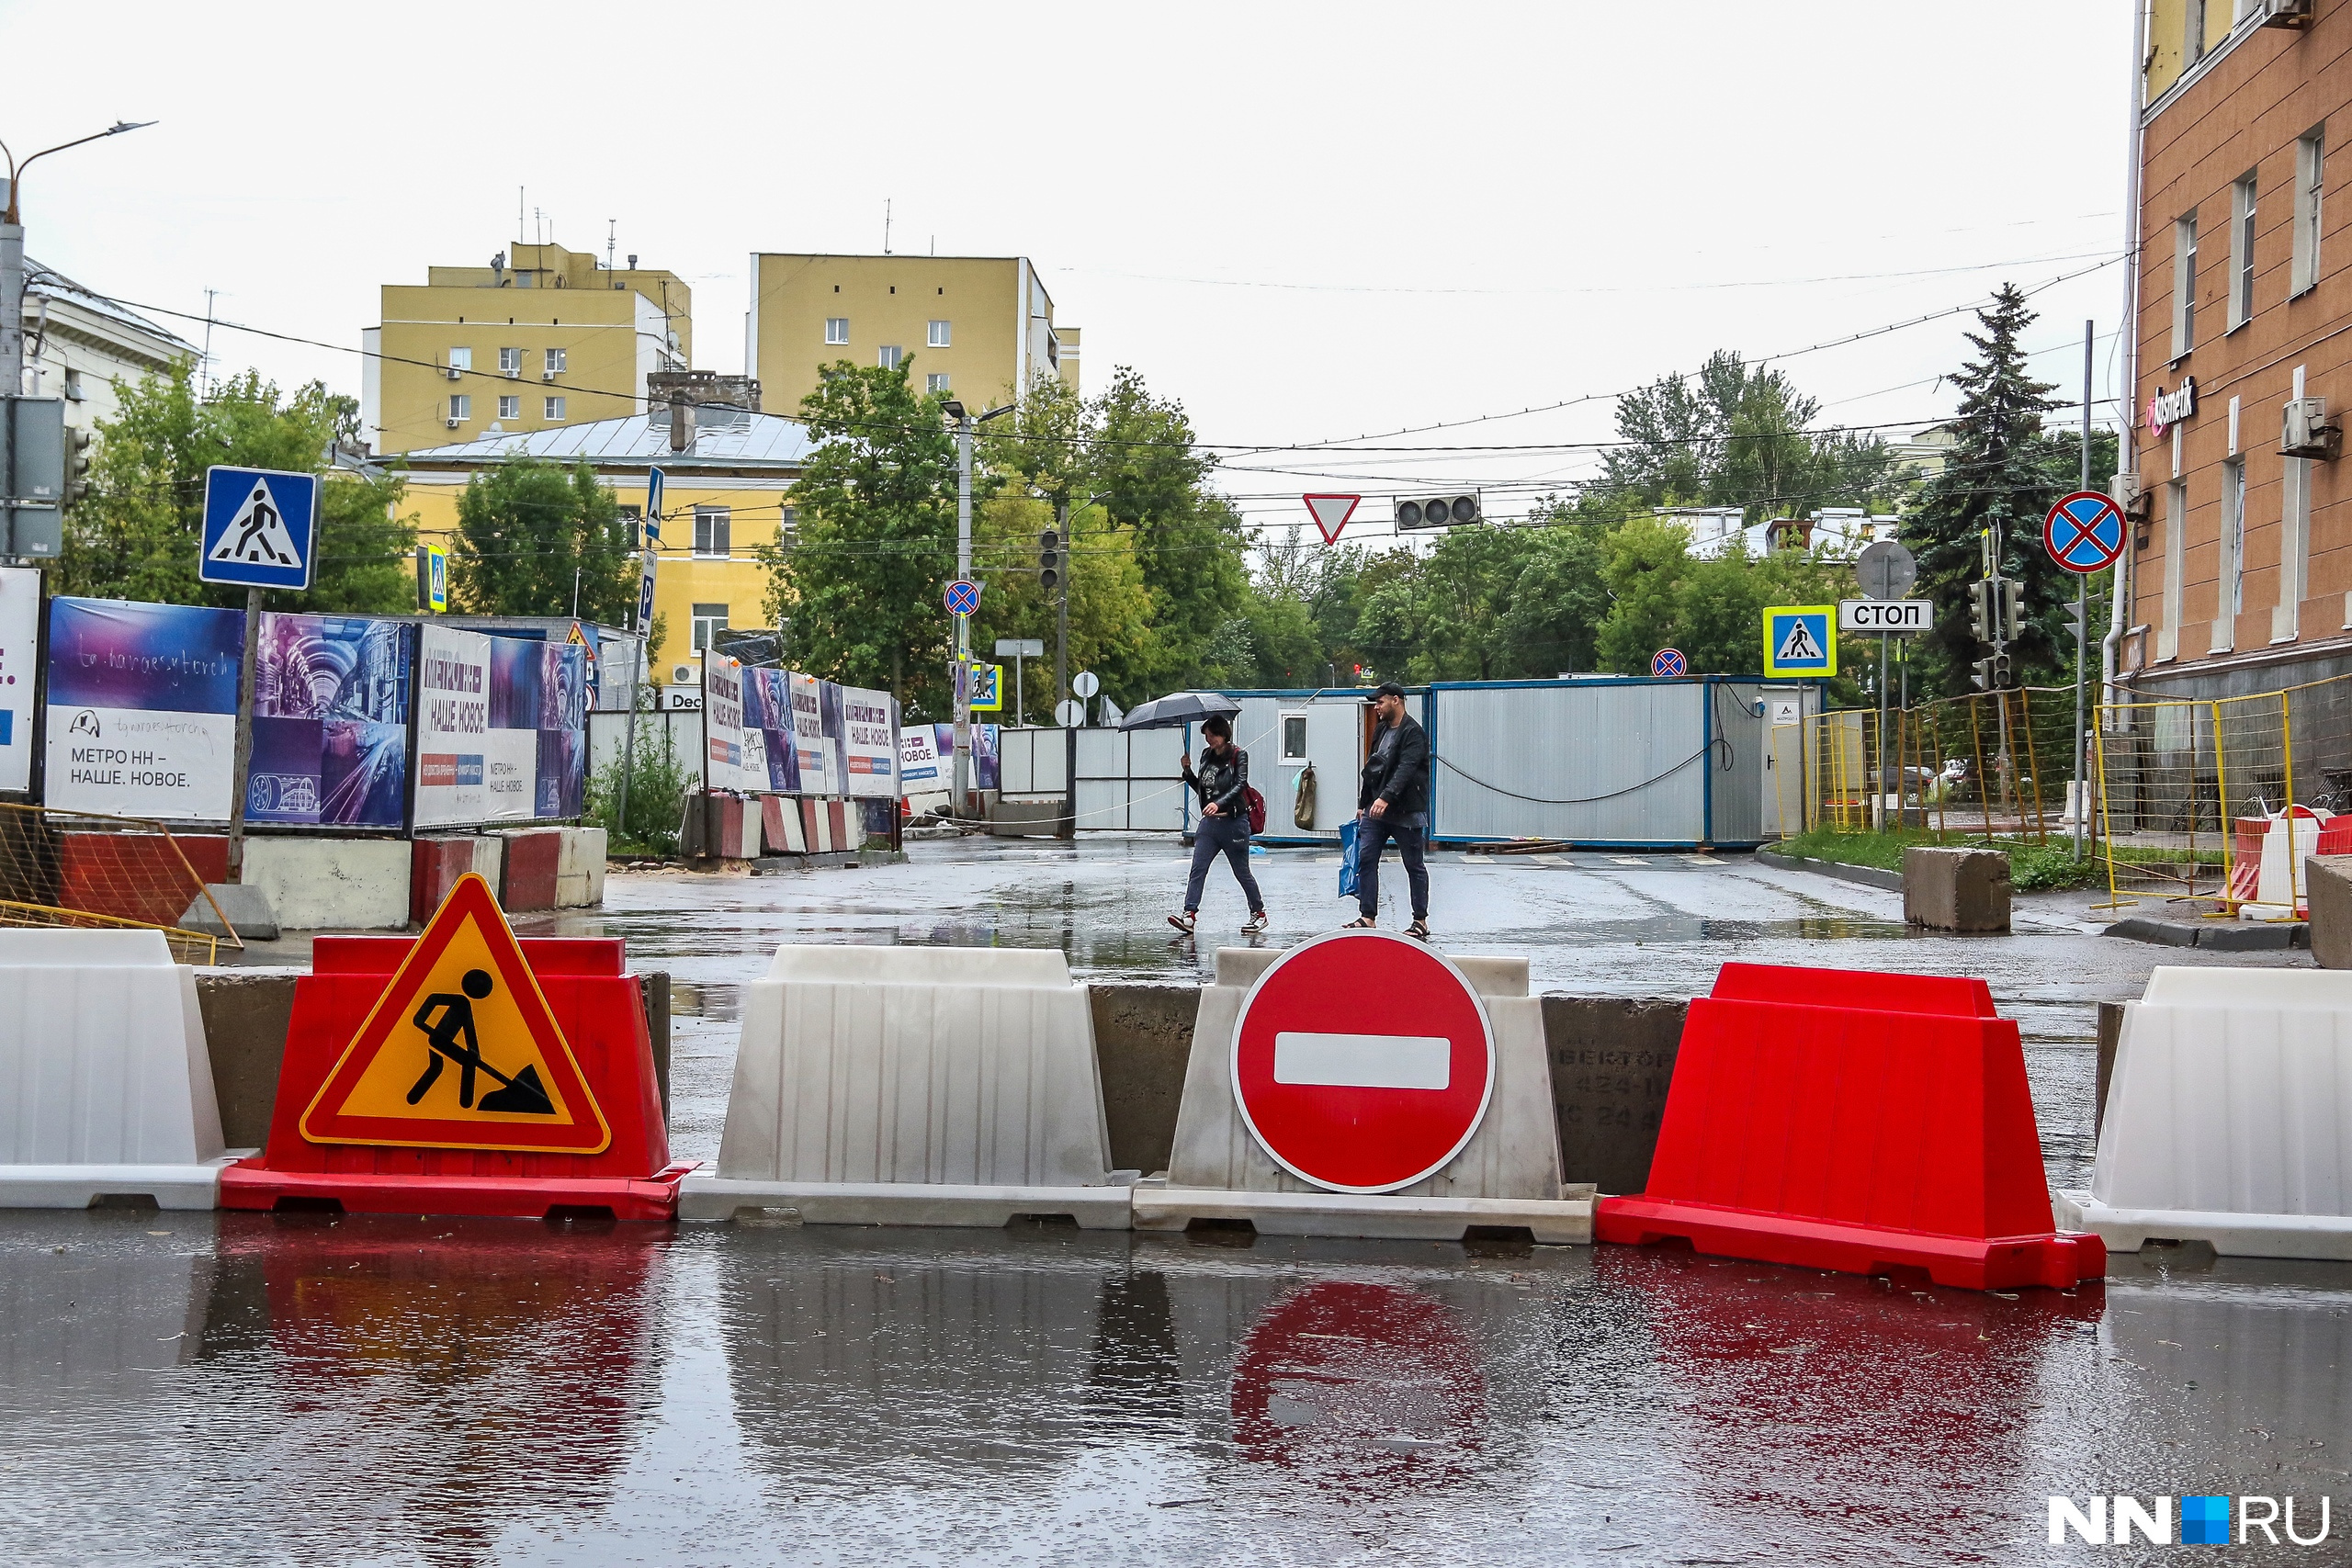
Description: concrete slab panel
xmin=557 ymin=827 xmax=608 ymax=907
xmin=0 ymin=930 xmax=230 ymax=1209
xmin=243 ymin=836 xmax=411 ymax=931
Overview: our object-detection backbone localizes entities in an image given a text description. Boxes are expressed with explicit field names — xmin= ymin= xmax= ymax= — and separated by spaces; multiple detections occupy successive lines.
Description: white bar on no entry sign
xmin=1272 ymin=1032 xmax=1452 ymax=1090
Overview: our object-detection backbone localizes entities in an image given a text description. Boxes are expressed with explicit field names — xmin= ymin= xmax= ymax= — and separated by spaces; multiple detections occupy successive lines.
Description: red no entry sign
xmin=1230 ymin=931 xmax=1496 ymax=1193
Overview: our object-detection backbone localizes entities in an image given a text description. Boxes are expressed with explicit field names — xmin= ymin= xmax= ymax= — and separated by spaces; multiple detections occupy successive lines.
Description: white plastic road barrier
xmin=680 ymin=945 xmax=1136 ymax=1227
xmin=1132 ymin=942 xmax=1592 ymax=1243
xmin=2054 ymin=966 xmax=2352 ymax=1259
xmin=0 ymin=930 xmax=235 ymax=1209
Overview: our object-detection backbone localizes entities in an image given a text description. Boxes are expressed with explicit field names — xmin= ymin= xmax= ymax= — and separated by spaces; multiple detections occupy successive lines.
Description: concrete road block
xmin=411 ymin=836 xmax=475 ymax=924
xmin=498 ymin=828 xmax=561 ymax=910
xmin=828 ymin=800 xmax=852 ymax=851
xmin=1135 ymin=943 xmax=1592 ymax=1243
xmin=0 ymin=930 xmax=232 ymax=1208
xmin=243 ymin=837 xmax=411 ymax=931
xmin=557 ymin=827 xmax=608 ymax=908
xmin=681 ymin=944 xmax=1135 ymax=1227
xmin=761 ymin=795 xmax=806 ymax=854
xmin=806 ymin=798 xmax=832 ymax=853
xmin=1542 ymin=995 xmax=1684 ymax=1195
xmin=1089 ymin=983 xmax=1198 ymax=1177
xmin=1903 ymin=846 xmax=2011 ymax=932
xmin=2312 ymin=855 xmax=2352 ymax=970
xmin=2056 ymin=966 xmax=2352 ymax=1260
xmin=194 ymin=968 xmax=299 ymax=1150
xmin=181 ymin=883 xmax=279 ymax=941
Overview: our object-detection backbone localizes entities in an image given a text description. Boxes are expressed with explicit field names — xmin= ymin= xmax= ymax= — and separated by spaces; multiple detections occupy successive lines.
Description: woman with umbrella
xmin=1125 ymin=694 xmax=1267 ymax=936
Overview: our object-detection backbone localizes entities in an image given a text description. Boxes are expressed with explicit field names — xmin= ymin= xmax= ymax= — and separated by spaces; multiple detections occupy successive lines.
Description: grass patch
xmin=1774 ymin=825 xmax=2104 ymax=891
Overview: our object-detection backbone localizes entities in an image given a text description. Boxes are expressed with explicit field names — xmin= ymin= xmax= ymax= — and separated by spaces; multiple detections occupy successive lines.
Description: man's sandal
xmin=1406 ymin=919 xmax=1431 ymax=942
xmin=1341 ymin=916 xmax=1376 ymax=929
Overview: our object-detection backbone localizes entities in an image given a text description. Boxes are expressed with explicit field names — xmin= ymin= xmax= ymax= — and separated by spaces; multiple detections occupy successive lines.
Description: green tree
xmin=63 ymin=367 xmax=414 ymax=613
xmin=1906 ymin=284 xmax=2065 ymax=694
xmin=1494 ymin=512 xmax=1612 ymax=675
xmin=447 ymin=457 xmax=634 ymax=623
xmin=967 ymin=490 xmax=1155 ymax=712
xmin=760 ymin=357 xmax=956 ymax=714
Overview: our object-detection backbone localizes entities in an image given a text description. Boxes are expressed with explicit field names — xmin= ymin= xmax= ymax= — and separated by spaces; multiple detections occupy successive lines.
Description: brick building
xmin=2127 ymin=0 xmax=2352 ymax=709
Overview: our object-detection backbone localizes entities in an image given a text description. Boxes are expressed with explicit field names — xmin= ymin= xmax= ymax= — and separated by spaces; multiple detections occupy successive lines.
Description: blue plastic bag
xmin=1338 ymin=818 xmax=1359 ymax=899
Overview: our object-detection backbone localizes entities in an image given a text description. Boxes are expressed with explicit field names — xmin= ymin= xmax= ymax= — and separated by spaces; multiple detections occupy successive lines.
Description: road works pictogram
xmin=299 ymin=873 xmax=611 ymax=1154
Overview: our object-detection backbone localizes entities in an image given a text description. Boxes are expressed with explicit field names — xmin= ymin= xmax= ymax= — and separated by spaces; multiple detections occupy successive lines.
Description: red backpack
xmin=1244 ymin=784 xmax=1267 ymax=834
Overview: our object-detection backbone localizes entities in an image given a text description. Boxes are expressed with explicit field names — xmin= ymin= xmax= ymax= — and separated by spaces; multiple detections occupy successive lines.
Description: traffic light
xmin=1991 ymin=650 xmax=2015 ymax=689
xmin=1998 ymin=579 xmax=2025 ymax=642
xmin=1968 ymin=581 xmax=1992 ymax=642
xmin=1971 ymin=656 xmax=1992 ymax=691
xmin=1038 ymin=528 xmax=1060 ymax=592
xmin=62 ymin=428 xmax=93 ymax=505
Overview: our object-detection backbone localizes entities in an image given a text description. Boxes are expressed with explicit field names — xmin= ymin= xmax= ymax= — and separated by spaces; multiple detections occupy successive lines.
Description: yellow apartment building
xmin=745 ymin=253 xmax=1080 ymax=416
xmin=363 ymin=240 xmax=694 ymax=457
xmin=397 ymin=401 xmax=808 ymax=695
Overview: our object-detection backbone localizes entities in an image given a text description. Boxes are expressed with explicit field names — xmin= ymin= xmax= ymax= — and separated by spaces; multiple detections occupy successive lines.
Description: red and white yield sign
xmin=1231 ymin=931 xmax=1496 ymax=1193
xmin=1302 ymin=493 xmax=1360 ymax=545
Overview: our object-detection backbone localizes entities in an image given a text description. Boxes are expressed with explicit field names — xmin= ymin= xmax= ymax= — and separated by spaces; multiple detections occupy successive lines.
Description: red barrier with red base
xmin=220 ymin=880 xmax=688 ymax=1221
xmin=1594 ymin=964 xmax=2103 ymax=1292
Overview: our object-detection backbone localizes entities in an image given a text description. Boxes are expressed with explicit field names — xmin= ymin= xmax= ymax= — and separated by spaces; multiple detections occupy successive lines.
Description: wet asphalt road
xmin=4 ymin=839 xmax=2344 ymax=1565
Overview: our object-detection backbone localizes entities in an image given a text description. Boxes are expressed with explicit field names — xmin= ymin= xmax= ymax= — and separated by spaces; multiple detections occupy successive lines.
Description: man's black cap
xmin=1369 ymin=681 xmax=1407 ymax=701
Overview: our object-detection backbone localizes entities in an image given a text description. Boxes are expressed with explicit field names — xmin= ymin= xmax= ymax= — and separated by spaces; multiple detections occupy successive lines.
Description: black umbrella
xmin=1118 ymin=691 xmax=1240 ymax=731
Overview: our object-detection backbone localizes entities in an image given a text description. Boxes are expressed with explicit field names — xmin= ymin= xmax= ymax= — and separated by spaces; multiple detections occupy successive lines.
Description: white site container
xmin=2054 ymin=966 xmax=2352 ymax=1259
xmin=0 ymin=930 xmax=234 ymax=1209
xmin=680 ymin=944 xmax=1134 ymax=1227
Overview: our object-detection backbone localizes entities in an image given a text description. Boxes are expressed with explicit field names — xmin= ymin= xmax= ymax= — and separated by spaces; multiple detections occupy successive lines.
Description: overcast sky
xmin=5 ymin=1 xmax=2132 ymax=543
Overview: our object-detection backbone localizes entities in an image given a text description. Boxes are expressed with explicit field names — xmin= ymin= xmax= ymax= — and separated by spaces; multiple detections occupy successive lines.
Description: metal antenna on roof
xmin=606 ymin=220 xmax=616 ymax=271
xmin=884 ymin=198 xmax=892 ymax=255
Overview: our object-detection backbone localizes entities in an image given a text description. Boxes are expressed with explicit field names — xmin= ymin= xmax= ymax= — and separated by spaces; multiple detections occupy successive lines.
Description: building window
xmin=927 ymin=320 xmax=951 ymax=347
xmin=691 ymin=603 xmax=729 ymax=653
xmin=544 ymin=346 xmax=567 ymax=374
xmin=620 ymin=504 xmax=643 ymax=549
xmin=2173 ymin=213 xmax=2199 ymax=359
xmin=2295 ymin=127 xmax=2325 ymax=298
xmin=825 ymin=317 xmax=849 ymax=345
xmin=499 ymin=346 xmax=522 ymax=374
xmin=2231 ymin=174 xmax=2256 ymax=331
xmin=694 ymin=505 xmax=731 ymax=558
xmin=877 ymin=344 xmax=903 ymax=371
xmin=497 ymin=394 xmax=521 ymax=419
xmin=1280 ymin=712 xmax=1308 ymax=762
xmin=448 ymin=346 xmax=472 ymax=372
xmin=545 ymin=396 xmax=566 ymax=420
xmin=927 ymin=372 xmax=951 ymax=393
xmin=448 ymin=394 xmax=470 ymax=421
xmin=2188 ymin=0 xmax=2209 ymax=64
xmin=2159 ymin=479 xmax=2187 ymax=661
xmin=777 ymin=504 xmax=797 ymax=547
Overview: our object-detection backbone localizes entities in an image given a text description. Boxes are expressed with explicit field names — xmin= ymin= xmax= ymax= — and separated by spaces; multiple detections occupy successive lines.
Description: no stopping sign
xmin=1230 ymin=931 xmax=1497 ymax=1193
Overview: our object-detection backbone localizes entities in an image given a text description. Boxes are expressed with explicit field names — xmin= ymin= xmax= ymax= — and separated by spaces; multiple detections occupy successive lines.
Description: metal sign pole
xmin=1879 ymin=631 xmax=1891 ymax=830
xmin=2075 ymin=319 xmax=2093 ymax=861
xmin=225 ymin=586 xmax=261 ymax=882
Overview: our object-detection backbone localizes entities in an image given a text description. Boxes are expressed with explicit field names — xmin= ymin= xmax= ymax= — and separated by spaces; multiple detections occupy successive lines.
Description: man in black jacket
xmin=1345 ymin=681 xmax=1430 ymax=939
xmin=1170 ymin=715 xmax=1267 ymax=935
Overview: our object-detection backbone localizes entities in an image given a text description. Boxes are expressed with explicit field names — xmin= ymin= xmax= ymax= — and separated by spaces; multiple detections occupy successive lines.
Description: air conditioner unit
xmin=2282 ymin=398 xmax=2341 ymax=459
xmin=542 ymin=369 xmax=559 ymax=382
xmin=673 ymin=664 xmax=694 ymax=683
xmin=444 ymin=367 xmax=463 ymax=381
xmin=446 ymin=416 xmax=462 ymax=428
xmin=2262 ymin=0 xmax=2314 ymax=29
xmin=503 ymin=368 xmax=520 ymax=379
xmin=1394 ymin=493 xmax=1482 ymax=530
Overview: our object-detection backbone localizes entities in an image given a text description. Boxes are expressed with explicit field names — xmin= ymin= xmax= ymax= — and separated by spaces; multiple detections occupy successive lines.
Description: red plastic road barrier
xmin=409 ymin=836 xmax=474 ymax=925
xmin=1595 ymin=973 xmax=2103 ymax=1291
xmin=1710 ymin=962 xmax=1996 ymax=1018
xmin=220 ymin=917 xmax=687 ymax=1221
xmin=500 ymin=829 xmax=560 ymax=910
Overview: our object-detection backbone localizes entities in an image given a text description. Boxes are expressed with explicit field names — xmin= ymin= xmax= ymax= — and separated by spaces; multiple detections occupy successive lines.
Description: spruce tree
xmin=1909 ymin=284 xmax=2066 ymax=695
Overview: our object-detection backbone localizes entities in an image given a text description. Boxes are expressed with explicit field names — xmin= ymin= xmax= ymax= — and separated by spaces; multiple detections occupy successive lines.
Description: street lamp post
xmin=942 ymin=399 xmax=1012 ymax=812
xmin=2 ymin=120 xmax=156 ymax=398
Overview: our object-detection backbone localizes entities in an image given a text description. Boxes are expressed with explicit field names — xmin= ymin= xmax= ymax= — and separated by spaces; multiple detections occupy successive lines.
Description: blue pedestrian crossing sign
xmin=1762 ymin=605 xmax=1837 ymax=677
xmin=968 ymin=660 xmax=1003 ymax=711
xmin=200 ymin=466 xmax=318 ymax=590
